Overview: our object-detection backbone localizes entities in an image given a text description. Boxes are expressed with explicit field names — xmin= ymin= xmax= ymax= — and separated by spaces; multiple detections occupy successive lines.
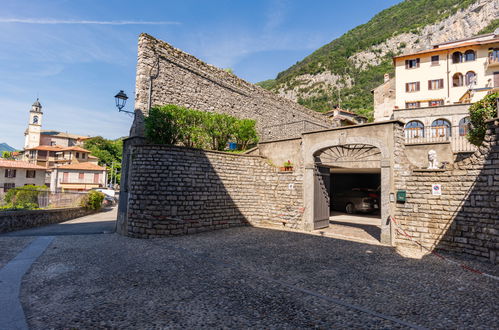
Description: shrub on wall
xmin=144 ymin=105 xmax=258 ymax=151
xmin=2 ymin=185 xmax=48 ymax=210
xmin=80 ymin=190 xmax=105 ymax=210
xmin=468 ymin=92 xmax=498 ymax=146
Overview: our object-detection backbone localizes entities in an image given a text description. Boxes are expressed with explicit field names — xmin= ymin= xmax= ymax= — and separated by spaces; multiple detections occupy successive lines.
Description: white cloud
xmin=0 ymin=18 xmax=180 ymax=25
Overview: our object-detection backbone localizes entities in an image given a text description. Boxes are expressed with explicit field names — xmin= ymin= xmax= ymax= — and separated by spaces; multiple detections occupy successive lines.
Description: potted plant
xmin=283 ymin=160 xmax=293 ymax=172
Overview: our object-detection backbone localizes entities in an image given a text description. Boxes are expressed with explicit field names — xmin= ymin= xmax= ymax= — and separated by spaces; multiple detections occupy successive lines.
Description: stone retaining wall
xmin=131 ymin=33 xmax=331 ymax=141
xmin=125 ymin=145 xmax=303 ymax=238
xmin=394 ymin=119 xmax=499 ymax=263
xmin=0 ymin=207 xmax=96 ymax=234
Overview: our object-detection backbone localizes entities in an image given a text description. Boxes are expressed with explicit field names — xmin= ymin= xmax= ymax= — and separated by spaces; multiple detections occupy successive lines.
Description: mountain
xmin=0 ymin=143 xmax=17 ymax=153
xmin=257 ymin=0 xmax=499 ymax=119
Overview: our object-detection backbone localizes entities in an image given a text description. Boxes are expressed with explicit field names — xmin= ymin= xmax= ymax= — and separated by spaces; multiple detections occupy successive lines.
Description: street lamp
xmin=114 ymin=90 xmax=133 ymax=114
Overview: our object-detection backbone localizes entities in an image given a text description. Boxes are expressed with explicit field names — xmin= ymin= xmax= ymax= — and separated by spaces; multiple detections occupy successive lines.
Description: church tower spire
xmin=24 ymin=98 xmax=43 ymax=149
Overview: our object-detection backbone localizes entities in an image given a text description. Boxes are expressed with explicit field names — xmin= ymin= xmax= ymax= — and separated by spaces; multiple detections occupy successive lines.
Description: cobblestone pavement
xmin=13 ymin=225 xmax=498 ymax=329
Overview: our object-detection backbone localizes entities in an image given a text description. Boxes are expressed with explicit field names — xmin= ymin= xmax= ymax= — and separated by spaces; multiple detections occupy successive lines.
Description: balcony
xmin=486 ymin=53 xmax=499 ymax=69
xmin=404 ymin=126 xmax=477 ymax=153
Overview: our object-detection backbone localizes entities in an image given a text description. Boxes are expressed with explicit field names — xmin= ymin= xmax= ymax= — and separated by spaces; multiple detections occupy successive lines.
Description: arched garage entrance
xmin=301 ymin=123 xmax=399 ymax=246
xmin=314 ymin=144 xmax=382 ymax=241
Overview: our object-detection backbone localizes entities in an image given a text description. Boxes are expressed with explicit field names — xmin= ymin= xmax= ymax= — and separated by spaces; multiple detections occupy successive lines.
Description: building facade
xmin=20 ymin=99 xmax=106 ymax=192
xmin=0 ymin=159 xmax=47 ymax=193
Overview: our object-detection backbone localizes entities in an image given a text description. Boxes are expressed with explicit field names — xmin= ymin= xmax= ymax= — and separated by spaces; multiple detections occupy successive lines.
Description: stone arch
xmin=302 ymin=136 xmax=393 ymax=245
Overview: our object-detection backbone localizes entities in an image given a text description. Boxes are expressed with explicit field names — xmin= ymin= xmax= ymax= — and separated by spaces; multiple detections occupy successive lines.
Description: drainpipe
xmin=446 ymin=50 xmax=450 ymax=100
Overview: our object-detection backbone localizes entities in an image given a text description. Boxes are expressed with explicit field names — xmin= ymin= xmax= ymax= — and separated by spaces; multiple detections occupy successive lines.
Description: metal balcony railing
xmin=404 ymin=126 xmax=477 ymax=153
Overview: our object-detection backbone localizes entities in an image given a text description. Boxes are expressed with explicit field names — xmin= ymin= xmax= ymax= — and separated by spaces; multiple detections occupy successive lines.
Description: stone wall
xmin=394 ymin=119 xmax=499 ymax=263
xmin=125 ymin=145 xmax=303 ymax=238
xmin=132 ymin=33 xmax=331 ymax=141
xmin=0 ymin=207 xmax=96 ymax=234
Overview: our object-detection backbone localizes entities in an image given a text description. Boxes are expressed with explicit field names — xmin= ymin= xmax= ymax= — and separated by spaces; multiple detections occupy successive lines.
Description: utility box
xmin=396 ymin=190 xmax=406 ymax=203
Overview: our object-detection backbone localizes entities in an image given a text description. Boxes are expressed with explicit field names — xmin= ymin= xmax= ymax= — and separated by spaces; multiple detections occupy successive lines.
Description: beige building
xmin=0 ymin=159 xmax=47 ymax=193
xmin=323 ymin=108 xmax=368 ymax=126
xmin=20 ymin=99 xmax=106 ymax=192
xmin=50 ymin=162 xmax=106 ymax=192
xmin=393 ymin=32 xmax=499 ymax=110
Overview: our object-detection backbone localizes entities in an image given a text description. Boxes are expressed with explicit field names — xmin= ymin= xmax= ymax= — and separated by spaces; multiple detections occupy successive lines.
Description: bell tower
xmin=24 ymin=99 xmax=43 ymax=149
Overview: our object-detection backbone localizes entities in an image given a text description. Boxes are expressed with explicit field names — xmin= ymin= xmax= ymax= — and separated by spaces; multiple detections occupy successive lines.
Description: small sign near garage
xmin=432 ymin=184 xmax=442 ymax=195
xmin=396 ymin=190 xmax=406 ymax=203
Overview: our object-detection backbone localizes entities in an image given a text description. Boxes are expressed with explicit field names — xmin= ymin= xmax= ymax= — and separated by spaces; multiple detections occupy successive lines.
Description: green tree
xmin=3 ymin=185 xmax=48 ymax=210
xmin=84 ymin=136 xmax=123 ymax=184
xmin=233 ymin=119 xmax=258 ymax=150
xmin=1 ymin=151 xmax=14 ymax=159
xmin=467 ymin=92 xmax=498 ymax=146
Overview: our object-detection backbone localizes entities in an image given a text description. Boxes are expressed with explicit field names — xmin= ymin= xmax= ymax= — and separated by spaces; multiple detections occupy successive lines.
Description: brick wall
xmin=394 ymin=119 xmax=499 ymax=263
xmin=132 ymin=33 xmax=331 ymax=141
xmin=125 ymin=145 xmax=303 ymax=238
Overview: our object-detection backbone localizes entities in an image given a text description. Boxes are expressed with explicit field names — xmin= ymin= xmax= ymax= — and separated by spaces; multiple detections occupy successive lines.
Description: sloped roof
xmin=56 ymin=162 xmax=106 ymax=171
xmin=25 ymin=145 xmax=91 ymax=153
xmin=40 ymin=130 xmax=90 ymax=140
xmin=0 ymin=159 xmax=46 ymax=170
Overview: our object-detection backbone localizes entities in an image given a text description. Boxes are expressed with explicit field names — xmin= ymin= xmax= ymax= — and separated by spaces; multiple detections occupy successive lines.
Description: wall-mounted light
xmin=114 ymin=90 xmax=133 ymax=114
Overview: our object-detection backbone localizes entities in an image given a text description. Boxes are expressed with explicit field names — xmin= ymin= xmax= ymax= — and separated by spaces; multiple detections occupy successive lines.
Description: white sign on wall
xmin=432 ymin=184 xmax=442 ymax=195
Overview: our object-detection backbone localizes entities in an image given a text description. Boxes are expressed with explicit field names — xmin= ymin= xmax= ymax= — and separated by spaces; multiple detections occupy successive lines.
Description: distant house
xmin=0 ymin=159 xmax=47 ymax=193
xmin=323 ymin=108 xmax=368 ymax=126
xmin=20 ymin=99 xmax=106 ymax=192
xmin=50 ymin=162 xmax=106 ymax=192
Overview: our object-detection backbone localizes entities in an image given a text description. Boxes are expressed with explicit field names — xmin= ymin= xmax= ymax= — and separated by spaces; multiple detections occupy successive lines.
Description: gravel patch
xmin=0 ymin=237 xmax=34 ymax=269
xmin=21 ymin=227 xmax=498 ymax=329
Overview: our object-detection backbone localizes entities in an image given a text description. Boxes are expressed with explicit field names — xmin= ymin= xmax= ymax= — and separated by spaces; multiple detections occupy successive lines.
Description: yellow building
xmin=393 ymin=32 xmax=499 ymax=110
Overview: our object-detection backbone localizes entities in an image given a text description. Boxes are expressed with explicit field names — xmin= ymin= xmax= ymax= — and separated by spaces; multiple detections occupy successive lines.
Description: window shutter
xmin=405 ymin=83 xmax=409 ymax=92
xmin=416 ymin=58 xmax=420 ymax=67
xmin=416 ymin=82 xmax=420 ymax=91
xmin=428 ymin=80 xmax=432 ymax=90
xmin=405 ymin=60 xmax=409 ymax=69
xmin=439 ymin=79 xmax=444 ymax=88
xmin=13 ymin=170 xmax=16 ymax=178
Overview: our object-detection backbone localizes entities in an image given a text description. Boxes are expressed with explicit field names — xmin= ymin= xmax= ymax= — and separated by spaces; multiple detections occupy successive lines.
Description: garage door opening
xmin=312 ymin=144 xmax=383 ymax=243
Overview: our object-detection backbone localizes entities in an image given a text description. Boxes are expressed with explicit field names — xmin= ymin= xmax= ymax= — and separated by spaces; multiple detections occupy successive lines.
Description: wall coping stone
xmin=258 ymin=136 xmax=302 ymax=145
xmin=134 ymin=144 xmax=266 ymax=158
xmin=302 ymin=120 xmax=404 ymax=136
xmin=0 ymin=207 xmax=87 ymax=216
xmin=412 ymin=169 xmax=447 ymax=172
xmin=393 ymin=103 xmax=472 ymax=112
xmin=405 ymin=141 xmax=451 ymax=146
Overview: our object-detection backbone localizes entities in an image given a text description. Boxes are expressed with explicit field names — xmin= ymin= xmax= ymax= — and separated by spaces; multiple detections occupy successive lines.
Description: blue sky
xmin=0 ymin=0 xmax=400 ymax=149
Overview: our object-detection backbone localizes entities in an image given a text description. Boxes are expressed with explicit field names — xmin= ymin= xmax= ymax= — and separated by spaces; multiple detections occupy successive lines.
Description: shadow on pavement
xmin=1 ymin=221 xmax=116 ymax=237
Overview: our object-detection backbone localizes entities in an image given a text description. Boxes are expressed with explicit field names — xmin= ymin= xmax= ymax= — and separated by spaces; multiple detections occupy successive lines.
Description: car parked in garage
xmin=331 ymin=189 xmax=379 ymax=214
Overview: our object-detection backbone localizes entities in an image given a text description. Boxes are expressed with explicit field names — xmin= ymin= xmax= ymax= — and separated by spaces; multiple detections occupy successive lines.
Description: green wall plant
xmin=467 ymin=92 xmax=498 ymax=146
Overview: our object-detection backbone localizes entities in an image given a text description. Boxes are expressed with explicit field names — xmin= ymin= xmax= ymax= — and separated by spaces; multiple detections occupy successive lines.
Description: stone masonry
xmin=394 ymin=119 xmax=499 ymax=263
xmin=131 ymin=33 xmax=331 ymax=141
xmin=125 ymin=145 xmax=303 ymax=238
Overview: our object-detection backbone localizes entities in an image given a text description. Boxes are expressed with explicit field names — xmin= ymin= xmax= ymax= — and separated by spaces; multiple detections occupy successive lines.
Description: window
xmin=431 ymin=119 xmax=452 ymax=138
xmin=405 ymin=58 xmax=420 ymax=69
xmin=428 ymin=79 xmax=444 ymax=90
xmin=431 ymin=55 xmax=439 ymax=65
xmin=63 ymin=172 xmax=69 ymax=182
xmin=93 ymin=173 xmax=100 ymax=184
xmin=459 ymin=117 xmax=471 ymax=136
xmin=405 ymin=101 xmax=421 ymax=109
xmin=26 ymin=170 xmax=36 ymax=178
xmin=464 ymin=50 xmax=475 ymax=62
xmin=405 ymin=81 xmax=420 ymax=92
xmin=79 ymin=172 xmax=84 ymax=180
xmin=405 ymin=121 xmax=424 ymax=138
xmin=429 ymin=100 xmax=444 ymax=107
xmin=465 ymin=71 xmax=476 ymax=86
xmin=4 ymin=169 xmax=16 ymax=178
xmin=3 ymin=183 xmax=15 ymax=192
xmin=82 ymin=153 xmax=86 ymax=159
xmin=452 ymin=51 xmax=463 ymax=64
xmin=76 ymin=152 xmax=80 ymax=158
xmin=50 ymin=141 xmax=56 ymax=146
xmin=452 ymin=73 xmax=463 ymax=87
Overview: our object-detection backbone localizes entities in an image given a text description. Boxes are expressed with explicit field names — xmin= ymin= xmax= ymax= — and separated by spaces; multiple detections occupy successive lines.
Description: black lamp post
xmin=114 ymin=90 xmax=133 ymax=114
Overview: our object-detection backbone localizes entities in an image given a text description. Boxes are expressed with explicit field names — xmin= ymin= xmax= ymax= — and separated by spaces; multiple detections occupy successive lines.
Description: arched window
xmin=452 ymin=51 xmax=463 ymax=64
xmin=405 ymin=120 xmax=425 ymax=139
xmin=464 ymin=50 xmax=476 ymax=62
xmin=465 ymin=71 xmax=476 ymax=86
xmin=459 ymin=117 xmax=471 ymax=136
xmin=33 ymin=115 xmax=38 ymax=124
xmin=452 ymin=73 xmax=463 ymax=87
xmin=431 ymin=119 xmax=451 ymax=138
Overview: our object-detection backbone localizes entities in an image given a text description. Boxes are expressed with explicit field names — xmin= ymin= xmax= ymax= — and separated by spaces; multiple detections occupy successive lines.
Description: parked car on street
xmin=331 ymin=189 xmax=379 ymax=214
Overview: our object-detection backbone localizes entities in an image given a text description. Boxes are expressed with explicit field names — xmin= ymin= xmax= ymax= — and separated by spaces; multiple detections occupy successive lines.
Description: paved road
xmin=0 ymin=209 xmax=498 ymax=329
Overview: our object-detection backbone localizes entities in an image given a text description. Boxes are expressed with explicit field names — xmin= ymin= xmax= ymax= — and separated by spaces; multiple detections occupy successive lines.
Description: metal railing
xmin=0 ymin=188 xmax=87 ymax=210
xmin=404 ymin=126 xmax=477 ymax=153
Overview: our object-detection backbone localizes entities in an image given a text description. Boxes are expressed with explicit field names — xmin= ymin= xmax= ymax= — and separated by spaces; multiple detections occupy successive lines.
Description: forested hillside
xmin=257 ymin=0 xmax=498 ymax=119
